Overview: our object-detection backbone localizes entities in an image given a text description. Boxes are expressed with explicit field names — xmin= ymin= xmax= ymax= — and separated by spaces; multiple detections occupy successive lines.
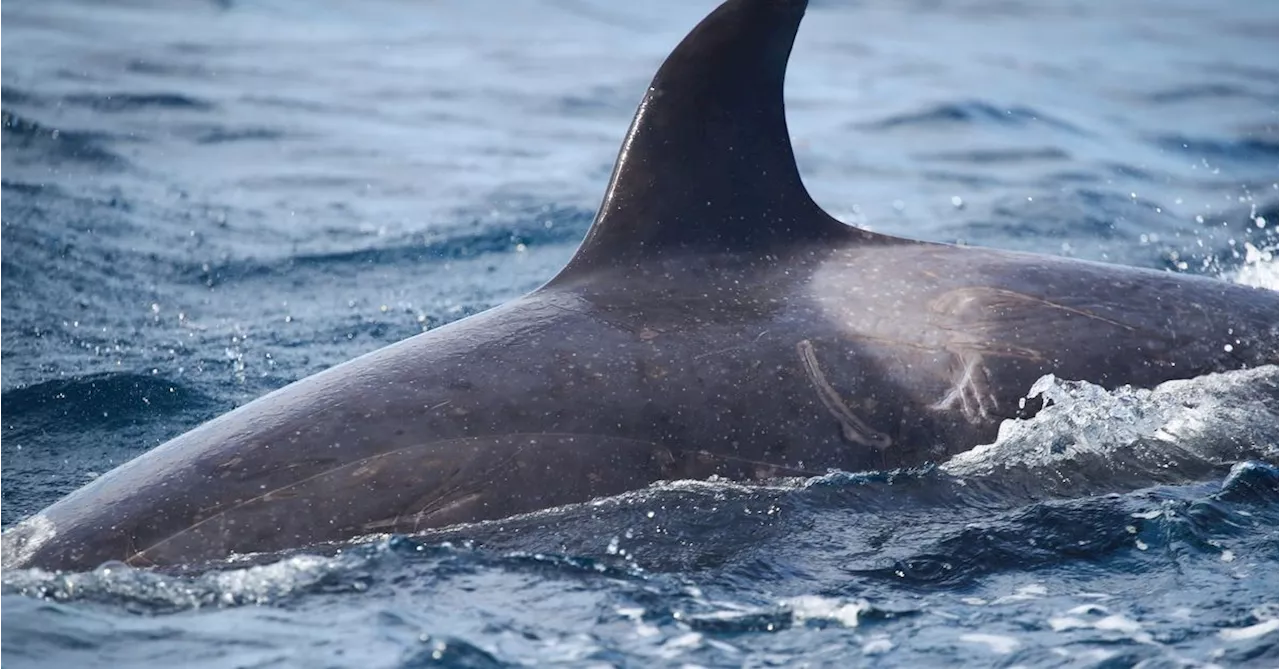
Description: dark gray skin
xmin=4 ymin=0 xmax=1276 ymax=572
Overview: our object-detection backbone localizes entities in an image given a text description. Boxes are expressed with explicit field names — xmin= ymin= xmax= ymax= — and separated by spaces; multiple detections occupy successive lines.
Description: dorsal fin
xmin=553 ymin=0 xmax=854 ymax=279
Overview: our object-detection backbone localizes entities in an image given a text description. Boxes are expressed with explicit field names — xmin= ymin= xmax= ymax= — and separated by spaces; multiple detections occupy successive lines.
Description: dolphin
xmin=4 ymin=0 xmax=1276 ymax=572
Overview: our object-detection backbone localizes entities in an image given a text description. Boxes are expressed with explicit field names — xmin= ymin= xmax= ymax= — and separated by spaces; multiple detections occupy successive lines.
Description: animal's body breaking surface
xmin=4 ymin=0 xmax=1276 ymax=572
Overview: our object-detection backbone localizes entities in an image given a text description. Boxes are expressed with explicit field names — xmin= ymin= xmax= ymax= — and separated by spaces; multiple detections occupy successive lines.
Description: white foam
xmin=862 ymin=635 xmax=894 ymax=655
xmin=992 ymin=584 xmax=1048 ymax=604
xmin=1048 ymin=610 xmax=1154 ymax=644
xmin=1048 ymin=616 xmax=1089 ymax=632
xmin=1228 ymin=243 xmax=1278 ymax=290
xmin=959 ymin=632 xmax=1020 ymax=654
xmin=1094 ymin=614 xmax=1144 ymax=634
xmin=656 ymin=631 xmax=704 ymax=660
xmin=781 ymin=595 xmax=869 ymax=628
xmin=1219 ymin=618 xmax=1279 ymax=641
xmin=1052 ymin=647 xmax=1117 ymax=663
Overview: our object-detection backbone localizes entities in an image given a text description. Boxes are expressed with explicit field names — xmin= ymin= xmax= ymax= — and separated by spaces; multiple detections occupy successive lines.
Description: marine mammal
xmin=4 ymin=0 xmax=1276 ymax=572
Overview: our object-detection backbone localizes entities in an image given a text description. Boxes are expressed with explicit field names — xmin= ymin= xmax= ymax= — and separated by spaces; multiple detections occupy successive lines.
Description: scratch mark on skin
xmin=933 ymin=287 xmax=1137 ymax=332
xmin=796 ymin=340 xmax=892 ymax=450
xmin=419 ymin=492 xmax=485 ymax=521
xmin=694 ymin=329 xmax=770 ymax=360
xmin=126 ymin=534 xmax=156 ymax=568
xmin=405 ymin=446 xmax=528 ymax=532
xmin=929 ymin=350 xmax=998 ymax=424
xmin=540 ymin=298 xmax=589 ymax=319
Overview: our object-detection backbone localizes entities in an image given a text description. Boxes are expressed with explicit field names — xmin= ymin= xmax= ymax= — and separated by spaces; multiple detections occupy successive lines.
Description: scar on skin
xmin=796 ymin=339 xmax=892 ymax=450
xmin=929 ymin=350 xmax=997 ymax=424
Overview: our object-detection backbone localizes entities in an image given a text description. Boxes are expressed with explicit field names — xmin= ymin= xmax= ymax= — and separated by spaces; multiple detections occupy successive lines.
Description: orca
xmin=3 ymin=0 xmax=1276 ymax=572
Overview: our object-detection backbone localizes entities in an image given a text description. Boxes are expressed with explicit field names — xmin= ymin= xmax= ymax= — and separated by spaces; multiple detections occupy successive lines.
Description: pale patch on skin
xmin=1 ymin=515 xmax=57 ymax=569
xmin=796 ymin=339 xmax=892 ymax=450
xmin=808 ymin=252 xmax=1075 ymax=429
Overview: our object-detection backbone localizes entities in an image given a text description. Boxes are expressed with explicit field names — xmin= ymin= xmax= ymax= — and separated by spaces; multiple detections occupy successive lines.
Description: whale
xmin=3 ymin=0 xmax=1276 ymax=572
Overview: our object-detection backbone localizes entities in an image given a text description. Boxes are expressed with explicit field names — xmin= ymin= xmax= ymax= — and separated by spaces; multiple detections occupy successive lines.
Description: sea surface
xmin=2 ymin=0 xmax=1278 ymax=667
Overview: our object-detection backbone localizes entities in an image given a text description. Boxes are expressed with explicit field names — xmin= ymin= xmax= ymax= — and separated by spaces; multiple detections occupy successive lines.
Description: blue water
xmin=3 ymin=0 xmax=1278 ymax=666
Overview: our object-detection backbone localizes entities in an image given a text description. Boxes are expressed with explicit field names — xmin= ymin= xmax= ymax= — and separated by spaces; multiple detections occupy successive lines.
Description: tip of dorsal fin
xmin=553 ymin=0 xmax=852 ymax=279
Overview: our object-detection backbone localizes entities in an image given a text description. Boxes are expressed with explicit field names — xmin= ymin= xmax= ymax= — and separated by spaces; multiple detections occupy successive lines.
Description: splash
xmin=0 ymin=544 xmax=382 ymax=611
xmin=1227 ymin=241 xmax=1278 ymax=290
xmin=942 ymin=365 xmax=1279 ymax=482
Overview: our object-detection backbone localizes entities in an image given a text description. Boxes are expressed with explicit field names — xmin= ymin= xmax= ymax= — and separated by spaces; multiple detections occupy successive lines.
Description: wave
xmin=1153 ymin=135 xmax=1279 ymax=164
xmin=962 ymin=188 xmax=1152 ymax=245
xmin=0 ymin=373 xmax=215 ymax=435
xmin=190 ymin=126 xmax=291 ymax=144
xmin=859 ymin=100 xmax=1082 ymax=134
xmin=841 ymin=460 xmax=1277 ymax=588
xmin=1142 ymin=82 xmax=1273 ymax=104
xmin=0 ymin=179 xmax=59 ymax=197
xmin=1 ymin=110 xmax=129 ymax=169
xmin=916 ymin=146 xmax=1070 ymax=164
xmin=0 ymin=533 xmax=646 ymax=612
xmin=181 ymin=203 xmax=592 ymax=287
xmin=61 ymin=92 xmax=216 ymax=113
xmin=0 ymin=86 xmax=41 ymax=106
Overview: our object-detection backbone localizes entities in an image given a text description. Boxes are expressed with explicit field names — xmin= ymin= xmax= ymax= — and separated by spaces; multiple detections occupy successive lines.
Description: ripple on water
xmin=0 ymin=372 xmax=215 ymax=435
xmin=60 ymin=92 xmax=217 ymax=113
xmin=1154 ymin=134 xmax=1280 ymax=165
xmin=858 ymin=100 xmax=1083 ymax=134
xmin=1 ymin=110 xmax=130 ymax=169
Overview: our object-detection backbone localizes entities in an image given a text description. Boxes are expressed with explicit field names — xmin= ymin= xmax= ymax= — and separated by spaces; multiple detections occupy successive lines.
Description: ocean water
xmin=2 ymin=0 xmax=1278 ymax=667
